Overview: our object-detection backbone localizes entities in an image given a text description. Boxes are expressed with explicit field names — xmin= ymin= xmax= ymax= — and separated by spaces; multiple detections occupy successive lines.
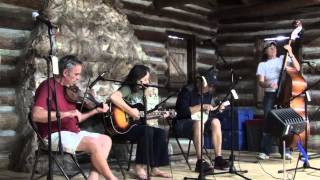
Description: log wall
xmin=217 ymin=5 xmax=320 ymax=149
xmin=119 ymin=0 xmax=218 ymax=98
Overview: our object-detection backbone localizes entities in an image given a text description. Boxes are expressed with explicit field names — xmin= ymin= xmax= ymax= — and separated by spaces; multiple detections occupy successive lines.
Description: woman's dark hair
xmin=261 ymin=44 xmax=278 ymax=62
xmin=58 ymin=55 xmax=82 ymax=74
xmin=122 ymin=64 xmax=150 ymax=92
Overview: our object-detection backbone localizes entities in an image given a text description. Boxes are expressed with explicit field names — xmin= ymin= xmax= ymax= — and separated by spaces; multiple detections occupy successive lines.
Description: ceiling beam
xmin=0 ymin=0 xmax=44 ymax=10
xmin=153 ymin=0 xmax=212 ymax=9
xmin=212 ymin=0 xmax=320 ymax=20
xmin=153 ymin=0 xmax=193 ymax=9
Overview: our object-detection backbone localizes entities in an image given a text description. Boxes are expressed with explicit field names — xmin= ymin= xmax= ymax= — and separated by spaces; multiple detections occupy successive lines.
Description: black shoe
xmin=195 ymin=159 xmax=214 ymax=173
xmin=214 ymin=156 xmax=229 ymax=170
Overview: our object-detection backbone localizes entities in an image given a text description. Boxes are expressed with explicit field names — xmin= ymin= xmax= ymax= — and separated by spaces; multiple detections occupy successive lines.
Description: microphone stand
xmin=184 ymin=77 xmax=207 ymax=180
xmin=207 ymin=41 xmax=249 ymax=179
xmin=146 ymin=91 xmax=179 ymax=114
xmin=205 ymin=40 xmax=250 ymax=179
xmin=42 ymin=20 xmax=68 ymax=180
xmin=212 ymin=69 xmax=250 ymax=180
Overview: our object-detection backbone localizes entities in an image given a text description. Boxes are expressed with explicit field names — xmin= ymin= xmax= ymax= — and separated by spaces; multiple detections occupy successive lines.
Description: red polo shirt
xmin=34 ymin=78 xmax=80 ymax=138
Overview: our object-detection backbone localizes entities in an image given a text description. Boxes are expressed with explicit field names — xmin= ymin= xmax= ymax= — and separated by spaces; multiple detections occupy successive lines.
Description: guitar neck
xmin=139 ymin=110 xmax=176 ymax=119
xmin=139 ymin=111 xmax=165 ymax=117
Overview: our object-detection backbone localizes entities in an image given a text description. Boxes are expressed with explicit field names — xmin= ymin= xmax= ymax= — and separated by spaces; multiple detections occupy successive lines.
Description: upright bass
xmin=276 ymin=20 xmax=309 ymax=148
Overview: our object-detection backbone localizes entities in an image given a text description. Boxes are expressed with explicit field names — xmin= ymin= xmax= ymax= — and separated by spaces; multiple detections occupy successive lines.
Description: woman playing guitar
xmin=110 ymin=65 xmax=170 ymax=179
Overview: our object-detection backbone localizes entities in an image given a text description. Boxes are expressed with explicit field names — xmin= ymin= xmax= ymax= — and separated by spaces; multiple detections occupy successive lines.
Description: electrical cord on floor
xmin=257 ymin=150 xmax=295 ymax=180
xmin=257 ymin=160 xmax=285 ymax=180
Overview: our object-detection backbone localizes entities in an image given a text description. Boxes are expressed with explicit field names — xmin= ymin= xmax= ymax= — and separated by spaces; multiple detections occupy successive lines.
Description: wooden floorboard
xmin=1 ymin=151 xmax=320 ymax=179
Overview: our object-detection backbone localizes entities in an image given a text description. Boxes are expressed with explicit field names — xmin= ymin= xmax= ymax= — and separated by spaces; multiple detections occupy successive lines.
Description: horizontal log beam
xmin=0 ymin=65 xmax=19 ymax=86
xmin=0 ymin=133 xmax=17 ymax=151
xmin=124 ymin=10 xmax=215 ymax=37
xmin=302 ymin=61 xmax=320 ymax=74
xmin=0 ymin=36 xmax=25 ymax=50
xmin=140 ymin=42 xmax=167 ymax=58
xmin=122 ymin=1 xmax=214 ymax=27
xmin=216 ymin=56 xmax=256 ymax=69
xmin=153 ymin=0 xmax=211 ymax=9
xmin=218 ymin=45 xmax=255 ymax=57
xmin=0 ymin=55 xmax=18 ymax=65
xmin=216 ymin=6 xmax=320 ymax=26
xmin=217 ymin=29 xmax=291 ymax=44
xmin=0 ymin=4 xmax=35 ymax=30
xmin=219 ymin=17 xmax=320 ymax=34
xmin=0 ymin=113 xmax=18 ymax=130
xmin=304 ymin=74 xmax=320 ymax=90
xmin=0 ymin=29 xmax=30 ymax=50
xmin=180 ymin=4 xmax=212 ymax=16
xmin=303 ymin=51 xmax=320 ymax=60
xmin=153 ymin=0 xmax=191 ymax=9
xmin=213 ymin=0 xmax=320 ymax=20
xmin=0 ymin=0 xmax=43 ymax=10
xmin=0 ymin=88 xmax=15 ymax=106
xmin=133 ymin=27 xmax=168 ymax=43
xmin=197 ymin=57 xmax=216 ymax=65
xmin=132 ymin=25 xmax=213 ymax=42
xmin=218 ymin=28 xmax=320 ymax=45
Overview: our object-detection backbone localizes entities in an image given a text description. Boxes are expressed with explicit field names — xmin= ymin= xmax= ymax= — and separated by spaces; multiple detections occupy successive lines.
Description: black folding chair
xmin=28 ymin=112 xmax=87 ymax=180
xmin=167 ymin=118 xmax=192 ymax=170
xmin=167 ymin=118 xmax=213 ymax=170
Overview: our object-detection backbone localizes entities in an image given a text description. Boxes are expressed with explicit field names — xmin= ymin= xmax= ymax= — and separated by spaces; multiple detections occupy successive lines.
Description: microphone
xmin=32 ymin=11 xmax=56 ymax=28
xmin=89 ymin=71 xmax=107 ymax=89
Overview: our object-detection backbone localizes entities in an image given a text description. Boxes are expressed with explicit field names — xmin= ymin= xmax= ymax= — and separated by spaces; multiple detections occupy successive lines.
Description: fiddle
xmin=64 ymin=85 xmax=103 ymax=110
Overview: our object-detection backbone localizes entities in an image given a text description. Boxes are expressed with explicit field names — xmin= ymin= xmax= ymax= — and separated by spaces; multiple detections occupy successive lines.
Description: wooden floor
xmin=1 ymin=151 xmax=320 ymax=180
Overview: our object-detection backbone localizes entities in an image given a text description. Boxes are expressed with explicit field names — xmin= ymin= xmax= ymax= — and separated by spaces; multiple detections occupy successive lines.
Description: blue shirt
xmin=175 ymin=84 xmax=213 ymax=120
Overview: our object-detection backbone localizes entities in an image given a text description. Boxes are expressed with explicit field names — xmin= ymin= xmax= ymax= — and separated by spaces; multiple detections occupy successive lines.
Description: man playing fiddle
xmin=32 ymin=55 xmax=117 ymax=180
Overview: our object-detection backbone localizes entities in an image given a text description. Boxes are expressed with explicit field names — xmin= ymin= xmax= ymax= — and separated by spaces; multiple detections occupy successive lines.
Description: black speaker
xmin=269 ymin=108 xmax=306 ymax=137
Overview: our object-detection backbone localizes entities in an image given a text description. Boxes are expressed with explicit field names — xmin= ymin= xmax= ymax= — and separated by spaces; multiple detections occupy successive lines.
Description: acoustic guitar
xmin=191 ymin=100 xmax=230 ymax=123
xmin=105 ymin=102 xmax=176 ymax=135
